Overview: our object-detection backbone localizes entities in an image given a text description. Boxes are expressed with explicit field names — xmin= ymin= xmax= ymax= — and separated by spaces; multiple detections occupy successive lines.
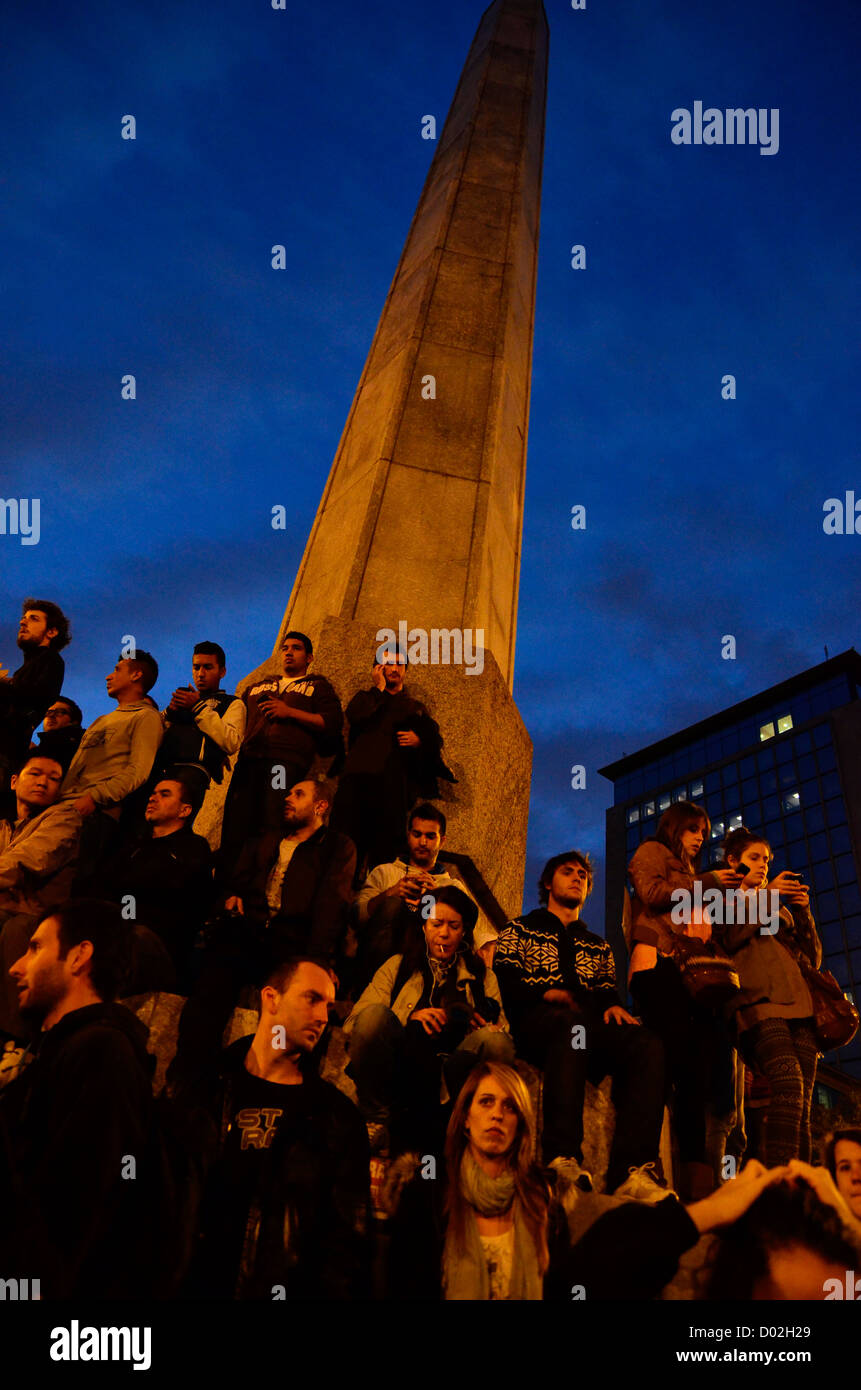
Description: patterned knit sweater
xmin=493 ymin=907 xmax=622 ymax=1033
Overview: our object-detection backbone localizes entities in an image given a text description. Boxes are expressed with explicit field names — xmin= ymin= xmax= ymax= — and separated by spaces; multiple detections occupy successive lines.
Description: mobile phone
xmin=736 ymin=862 xmax=752 ymax=878
xmin=783 ymin=870 xmax=803 ymax=880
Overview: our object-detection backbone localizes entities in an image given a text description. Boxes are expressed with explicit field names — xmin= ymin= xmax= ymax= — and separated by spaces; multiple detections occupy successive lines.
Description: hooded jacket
xmin=240 ymin=672 xmax=343 ymax=767
xmin=0 ymin=1002 xmax=158 ymax=1298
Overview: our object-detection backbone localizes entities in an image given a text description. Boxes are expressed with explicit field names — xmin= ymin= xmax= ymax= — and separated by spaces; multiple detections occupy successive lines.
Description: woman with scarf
xmin=385 ymin=1060 xmax=727 ymax=1301
xmin=386 ymin=1061 xmax=562 ymax=1299
xmin=344 ymin=884 xmax=514 ymax=1155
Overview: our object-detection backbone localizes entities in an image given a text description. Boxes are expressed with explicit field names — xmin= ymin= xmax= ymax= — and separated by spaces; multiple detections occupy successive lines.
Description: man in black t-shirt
xmin=186 ymin=956 xmax=370 ymax=1299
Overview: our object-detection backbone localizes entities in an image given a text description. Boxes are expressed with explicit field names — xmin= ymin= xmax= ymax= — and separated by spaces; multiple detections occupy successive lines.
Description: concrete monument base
xmin=236 ymin=615 xmax=532 ymax=920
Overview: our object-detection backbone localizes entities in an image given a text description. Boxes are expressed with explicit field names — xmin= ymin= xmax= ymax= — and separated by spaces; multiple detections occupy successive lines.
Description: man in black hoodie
xmin=0 ymin=599 xmax=69 ymax=801
xmin=0 ymin=899 xmax=160 ymax=1298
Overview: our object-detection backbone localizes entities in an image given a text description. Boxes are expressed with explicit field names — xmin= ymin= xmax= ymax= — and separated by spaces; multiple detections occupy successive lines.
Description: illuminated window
xmin=690 ymin=780 xmax=704 ymax=798
xmin=728 ymin=813 xmax=743 ymax=831
xmin=782 ymin=790 xmax=801 ymax=812
xmin=760 ymin=722 xmax=775 ymax=741
xmin=658 ymin=793 xmax=671 ymax=812
xmin=777 ymin=713 xmax=793 ymax=734
xmin=643 ymin=801 xmax=655 ymax=819
xmin=627 ymin=806 xmax=640 ymax=825
xmin=673 ymin=786 xmax=687 ymax=803
xmin=710 ymin=820 xmax=725 ymax=840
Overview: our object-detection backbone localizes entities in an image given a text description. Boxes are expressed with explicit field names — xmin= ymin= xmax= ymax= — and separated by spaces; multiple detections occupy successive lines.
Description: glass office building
xmin=600 ymin=651 xmax=861 ymax=1080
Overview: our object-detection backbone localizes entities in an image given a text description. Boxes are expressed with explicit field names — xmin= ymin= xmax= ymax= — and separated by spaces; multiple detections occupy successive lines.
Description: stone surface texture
xmin=234 ymin=0 xmax=549 ymax=914
xmin=274 ymin=0 xmax=548 ymax=696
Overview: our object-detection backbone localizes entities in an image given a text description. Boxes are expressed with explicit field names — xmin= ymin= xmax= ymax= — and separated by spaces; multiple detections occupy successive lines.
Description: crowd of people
xmin=0 ymin=596 xmax=859 ymax=1302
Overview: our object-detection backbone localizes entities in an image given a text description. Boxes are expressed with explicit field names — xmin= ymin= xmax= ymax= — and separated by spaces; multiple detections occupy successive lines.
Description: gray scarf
xmin=442 ymin=1150 xmax=543 ymax=1300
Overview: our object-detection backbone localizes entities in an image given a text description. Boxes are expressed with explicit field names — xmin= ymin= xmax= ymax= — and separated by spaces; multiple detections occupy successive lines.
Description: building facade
xmin=600 ymin=651 xmax=861 ymax=1080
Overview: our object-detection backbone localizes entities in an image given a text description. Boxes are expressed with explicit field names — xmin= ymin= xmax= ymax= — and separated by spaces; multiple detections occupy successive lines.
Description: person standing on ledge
xmin=330 ymin=647 xmax=454 ymax=877
xmin=219 ymin=631 xmax=343 ymax=876
xmin=0 ymin=600 xmax=70 ymax=800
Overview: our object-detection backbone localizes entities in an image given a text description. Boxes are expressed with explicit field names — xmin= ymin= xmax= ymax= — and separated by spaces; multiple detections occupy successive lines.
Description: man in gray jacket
xmin=61 ymin=650 xmax=163 ymax=889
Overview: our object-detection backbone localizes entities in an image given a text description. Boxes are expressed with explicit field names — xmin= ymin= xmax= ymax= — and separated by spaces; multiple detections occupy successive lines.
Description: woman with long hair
xmin=716 ymin=827 xmax=822 ymax=1165
xmin=442 ymin=1061 xmax=552 ymax=1297
xmin=627 ymin=801 xmax=739 ymax=1199
xmin=386 ymin=1060 xmax=563 ymax=1299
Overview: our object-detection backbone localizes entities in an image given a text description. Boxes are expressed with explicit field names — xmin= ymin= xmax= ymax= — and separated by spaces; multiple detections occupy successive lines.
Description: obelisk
xmin=243 ymin=0 xmax=548 ymax=917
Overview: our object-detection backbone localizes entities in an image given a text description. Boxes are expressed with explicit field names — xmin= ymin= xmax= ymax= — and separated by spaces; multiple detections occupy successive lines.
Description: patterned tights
xmin=745 ymin=1017 xmax=818 ymax=1165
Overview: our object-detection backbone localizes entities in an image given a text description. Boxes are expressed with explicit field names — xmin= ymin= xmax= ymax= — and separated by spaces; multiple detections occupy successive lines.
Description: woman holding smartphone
xmin=716 ymin=827 xmax=822 ymax=1165
xmin=627 ymin=801 xmax=740 ymax=1199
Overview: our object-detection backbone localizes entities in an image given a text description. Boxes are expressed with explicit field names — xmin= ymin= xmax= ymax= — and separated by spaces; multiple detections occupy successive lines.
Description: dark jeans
xmin=630 ymin=956 xmax=729 ymax=1166
xmin=348 ymin=1003 xmax=515 ymax=1153
xmin=329 ymin=770 xmax=410 ymax=878
xmin=514 ymin=1003 xmax=665 ymax=1190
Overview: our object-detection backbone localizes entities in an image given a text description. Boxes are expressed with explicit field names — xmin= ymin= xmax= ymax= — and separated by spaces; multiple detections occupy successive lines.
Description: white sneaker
xmin=549 ymin=1155 xmax=594 ymax=1194
xmin=613 ymin=1162 xmax=675 ymax=1204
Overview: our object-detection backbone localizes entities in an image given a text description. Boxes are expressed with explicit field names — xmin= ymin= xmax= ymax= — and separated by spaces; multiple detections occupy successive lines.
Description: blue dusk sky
xmin=2 ymin=0 xmax=858 ymax=929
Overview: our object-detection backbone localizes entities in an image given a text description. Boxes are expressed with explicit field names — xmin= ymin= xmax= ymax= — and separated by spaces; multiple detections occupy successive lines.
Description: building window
xmin=627 ymin=806 xmax=640 ymax=825
xmin=781 ymin=790 xmax=801 ymax=813
xmin=777 ymin=713 xmax=793 ymax=734
xmin=710 ymin=820 xmax=725 ymax=840
xmin=643 ymin=801 xmax=655 ymax=820
xmin=760 ymin=722 xmax=775 ymax=741
xmin=658 ymin=793 xmax=671 ymax=812
xmin=690 ymin=780 xmax=704 ymax=798
xmin=728 ymin=813 xmax=743 ymax=832
xmin=673 ymin=786 xmax=687 ymax=804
